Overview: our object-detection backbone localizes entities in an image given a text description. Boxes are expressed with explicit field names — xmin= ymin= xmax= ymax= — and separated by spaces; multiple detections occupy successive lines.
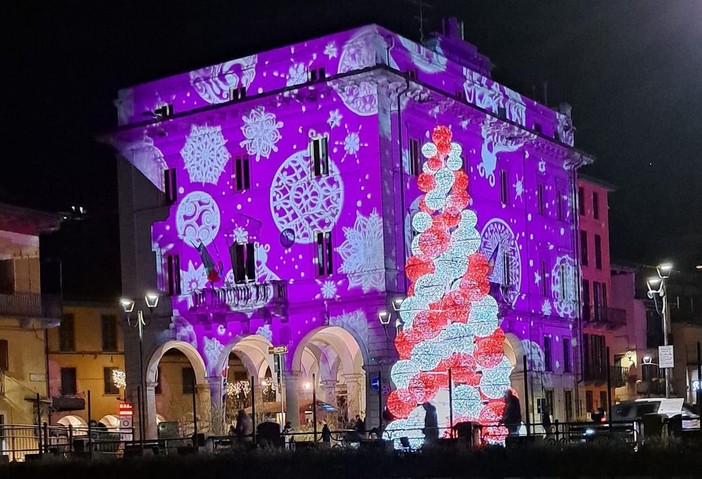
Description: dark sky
xmin=3 ymin=0 xmax=701 ymax=300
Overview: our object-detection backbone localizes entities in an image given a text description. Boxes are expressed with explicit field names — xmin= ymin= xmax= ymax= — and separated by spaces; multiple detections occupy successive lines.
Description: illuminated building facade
xmin=109 ymin=19 xmax=591 ymax=438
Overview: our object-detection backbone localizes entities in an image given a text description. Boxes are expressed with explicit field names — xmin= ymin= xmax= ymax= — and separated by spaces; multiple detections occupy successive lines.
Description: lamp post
xmin=646 ymin=263 xmax=673 ymax=399
xmin=120 ymin=292 xmax=160 ymax=447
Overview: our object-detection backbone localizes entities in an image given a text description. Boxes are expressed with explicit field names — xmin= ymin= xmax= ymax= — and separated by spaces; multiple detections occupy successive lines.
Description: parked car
xmin=611 ymin=398 xmax=700 ymax=429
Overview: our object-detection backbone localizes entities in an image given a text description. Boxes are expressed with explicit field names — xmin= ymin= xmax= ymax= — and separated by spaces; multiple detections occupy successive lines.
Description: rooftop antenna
xmin=404 ymin=0 xmax=435 ymax=43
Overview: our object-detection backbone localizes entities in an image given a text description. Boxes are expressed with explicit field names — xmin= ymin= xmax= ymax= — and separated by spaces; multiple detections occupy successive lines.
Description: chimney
xmin=442 ymin=17 xmax=464 ymax=40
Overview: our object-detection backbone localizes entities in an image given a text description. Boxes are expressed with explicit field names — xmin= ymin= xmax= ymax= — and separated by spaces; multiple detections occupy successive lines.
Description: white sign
xmin=659 ymin=345 xmax=675 ymax=368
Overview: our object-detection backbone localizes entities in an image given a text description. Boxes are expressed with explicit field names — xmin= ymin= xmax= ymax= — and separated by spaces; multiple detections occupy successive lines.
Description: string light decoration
xmin=386 ymin=126 xmax=511 ymax=448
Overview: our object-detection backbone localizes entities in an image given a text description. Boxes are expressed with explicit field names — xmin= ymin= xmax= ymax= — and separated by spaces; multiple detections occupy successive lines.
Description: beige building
xmin=47 ymin=303 xmax=125 ymax=429
xmin=0 ymin=203 xmax=61 ymax=427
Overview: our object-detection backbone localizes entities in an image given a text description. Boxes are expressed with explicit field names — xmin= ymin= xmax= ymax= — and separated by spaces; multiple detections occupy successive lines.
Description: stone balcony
xmin=190 ymin=280 xmax=287 ymax=316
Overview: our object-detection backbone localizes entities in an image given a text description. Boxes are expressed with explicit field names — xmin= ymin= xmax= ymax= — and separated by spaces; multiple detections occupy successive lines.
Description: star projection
xmin=386 ymin=126 xmax=512 ymax=449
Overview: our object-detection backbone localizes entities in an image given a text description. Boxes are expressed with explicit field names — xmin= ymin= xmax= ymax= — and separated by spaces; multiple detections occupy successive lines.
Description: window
xmin=164 ymin=168 xmax=177 ymax=204
xmin=497 ymin=106 xmax=507 ymax=120
xmin=409 ymin=138 xmax=421 ymax=177
xmin=166 ymin=254 xmax=181 ymax=296
xmin=235 ymin=155 xmax=251 ymax=191
xmin=499 ymin=170 xmax=508 ymax=206
xmin=229 ymin=86 xmax=247 ymax=101
xmin=229 ymin=242 xmax=256 ymax=283
xmin=61 ymin=368 xmax=77 ymax=395
xmin=311 ymin=136 xmax=329 ymax=177
xmin=154 ymin=104 xmax=173 ymax=118
xmin=544 ymin=389 xmax=554 ymax=417
xmin=308 ymin=67 xmax=326 ymax=82
xmin=594 ymin=234 xmax=602 ymax=269
xmin=540 ymin=260 xmax=547 ymax=297
xmin=578 ymin=187 xmax=585 ymax=215
xmin=537 ymin=184 xmax=545 ymax=215
xmin=544 ymin=336 xmax=552 ymax=372
xmin=316 ymin=231 xmax=333 ymax=276
xmin=533 ymin=123 xmax=543 ymax=134
xmin=563 ymin=338 xmax=572 ymax=373
xmin=501 ymin=250 xmax=511 ymax=286
xmin=59 ymin=314 xmax=75 ymax=352
xmin=580 ymin=230 xmax=588 ymax=266
xmin=406 ymin=69 xmax=418 ymax=81
xmin=582 ymin=279 xmax=590 ymax=321
xmin=564 ymin=390 xmax=573 ymax=421
xmin=182 ymin=367 xmax=195 ymax=394
xmin=0 ymin=260 xmax=13 ymax=294
xmin=599 ymin=390 xmax=608 ymax=411
xmin=584 ymin=333 xmax=606 ymax=381
xmin=101 ymin=314 xmax=118 ymax=352
xmin=592 ymin=192 xmax=600 ymax=219
xmin=585 ymin=390 xmax=594 ymax=415
xmin=104 ymin=367 xmax=119 ymax=395
xmin=559 ymin=263 xmax=568 ymax=301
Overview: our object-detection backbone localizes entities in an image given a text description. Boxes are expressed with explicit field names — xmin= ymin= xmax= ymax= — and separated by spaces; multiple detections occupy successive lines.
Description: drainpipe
xmin=396 ymin=77 xmax=411 ymax=293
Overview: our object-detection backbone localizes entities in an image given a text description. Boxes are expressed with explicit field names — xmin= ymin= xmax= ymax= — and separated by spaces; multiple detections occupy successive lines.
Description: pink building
xmin=108 ymin=20 xmax=592 ymax=439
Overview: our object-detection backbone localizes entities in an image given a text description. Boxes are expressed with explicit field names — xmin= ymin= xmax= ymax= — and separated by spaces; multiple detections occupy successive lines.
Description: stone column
xmin=207 ymin=376 xmax=225 ymax=435
xmin=285 ymin=371 xmax=301 ymax=426
xmin=144 ymin=381 xmax=158 ymax=440
xmin=343 ymin=373 xmax=364 ymax=419
xmin=195 ymin=383 xmax=211 ymax=434
xmin=321 ymin=379 xmax=338 ymax=405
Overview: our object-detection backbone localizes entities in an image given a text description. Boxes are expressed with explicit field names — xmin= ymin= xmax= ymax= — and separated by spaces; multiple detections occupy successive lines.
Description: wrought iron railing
xmin=191 ymin=280 xmax=287 ymax=313
xmin=583 ymin=305 xmax=626 ymax=329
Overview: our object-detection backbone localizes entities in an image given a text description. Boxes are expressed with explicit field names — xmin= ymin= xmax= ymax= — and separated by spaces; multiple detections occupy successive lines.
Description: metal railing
xmin=583 ymin=305 xmax=627 ymax=328
xmin=0 ymin=292 xmax=61 ymax=321
xmin=191 ymin=280 xmax=287 ymax=313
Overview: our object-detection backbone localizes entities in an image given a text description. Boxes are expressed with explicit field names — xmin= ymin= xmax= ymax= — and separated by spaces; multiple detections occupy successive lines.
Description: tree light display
xmin=386 ymin=125 xmax=512 ymax=448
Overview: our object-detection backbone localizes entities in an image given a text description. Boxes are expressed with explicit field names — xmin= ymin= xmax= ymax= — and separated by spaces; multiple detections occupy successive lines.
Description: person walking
xmin=321 ymin=423 xmax=332 ymax=448
xmin=500 ymin=389 xmax=522 ymax=436
xmin=422 ymin=402 xmax=439 ymax=446
xmin=235 ymin=409 xmax=253 ymax=444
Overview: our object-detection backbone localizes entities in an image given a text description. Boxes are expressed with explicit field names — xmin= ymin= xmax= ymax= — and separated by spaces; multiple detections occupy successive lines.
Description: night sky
xmin=3 ymin=1 xmax=701 ymax=300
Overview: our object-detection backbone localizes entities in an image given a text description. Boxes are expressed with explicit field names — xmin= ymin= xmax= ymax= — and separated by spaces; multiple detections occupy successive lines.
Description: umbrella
xmin=299 ymin=399 xmax=338 ymax=413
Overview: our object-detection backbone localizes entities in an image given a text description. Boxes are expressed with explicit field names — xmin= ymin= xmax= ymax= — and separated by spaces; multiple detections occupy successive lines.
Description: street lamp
xmin=646 ymin=263 xmax=673 ymax=399
xmin=120 ymin=292 xmax=160 ymax=447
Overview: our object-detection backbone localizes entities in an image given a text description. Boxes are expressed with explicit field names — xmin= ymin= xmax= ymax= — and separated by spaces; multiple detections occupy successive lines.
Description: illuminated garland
xmin=386 ymin=126 xmax=511 ymax=448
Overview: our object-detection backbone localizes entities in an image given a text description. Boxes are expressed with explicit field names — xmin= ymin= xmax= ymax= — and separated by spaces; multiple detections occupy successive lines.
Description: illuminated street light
xmin=645 ymin=263 xmax=673 ymax=398
xmin=657 ymin=262 xmax=673 ymax=279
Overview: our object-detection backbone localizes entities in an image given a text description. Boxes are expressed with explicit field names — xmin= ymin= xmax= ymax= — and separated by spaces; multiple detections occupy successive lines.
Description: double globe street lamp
xmin=119 ymin=292 xmax=160 ymax=447
xmin=646 ymin=263 xmax=673 ymax=399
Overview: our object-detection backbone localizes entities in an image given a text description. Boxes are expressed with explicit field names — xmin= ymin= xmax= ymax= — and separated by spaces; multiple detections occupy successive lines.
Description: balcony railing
xmin=191 ymin=280 xmax=287 ymax=314
xmin=584 ymin=365 xmax=629 ymax=387
xmin=583 ymin=305 xmax=626 ymax=329
xmin=0 ymin=292 xmax=61 ymax=323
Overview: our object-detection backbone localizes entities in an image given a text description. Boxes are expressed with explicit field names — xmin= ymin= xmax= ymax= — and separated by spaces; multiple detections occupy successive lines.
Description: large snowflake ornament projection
xmin=337 ymin=209 xmax=384 ymax=293
xmin=480 ymin=219 xmax=521 ymax=307
xmin=270 ymin=150 xmax=343 ymax=243
xmin=551 ymin=255 xmax=577 ymax=318
xmin=386 ymin=126 xmax=513 ymax=449
xmin=239 ymin=106 xmax=284 ymax=161
xmin=176 ymin=191 xmax=221 ymax=247
xmin=181 ymin=124 xmax=231 ymax=185
xmin=189 ymin=55 xmax=257 ymax=104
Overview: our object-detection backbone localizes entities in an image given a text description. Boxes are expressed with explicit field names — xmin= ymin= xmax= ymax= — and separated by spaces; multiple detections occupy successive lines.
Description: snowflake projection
xmin=315 ymin=279 xmax=342 ymax=300
xmin=203 ymin=336 xmax=225 ymax=375
xmin=270 ymin=150 xmax=343 ymax=244
xmin=329 ymin=309 xmax=368 ymax=346
xmin=286 ymin=62 xmax=307 ymax=87
xmin=534 ymin=271 xmax=542 ymax=285
xmin=542 ymin=299 xmax=552 ymax=316
xmin=521 ymin=340 xmax=545 ymax=372
xmin=327 ymin=109 xmax=343 ymax=129
xmin=387 ymin=126 xmax=512 ymax=448
xmin=114 ymin=88 xmax=133 ymax=126
xmin=480 ymin=219 xmax=521 ymax=307
xmin=335 ymin=125 xmax=368 ymax=164
xmin=324 ymin=41 xmax=338 ymax=59
xmin=181 ymin=124 xmax=231 ymax=185
xmin=181 ymin=261 xmax=207 ymax=294
xmin=478 ymin=117 xmax=530 ymax=187
xmin=233 ymin=226 xmax=249 ymax=244
xmin=176 ymin=191 xmax=220 ymax=247
xmin=514 ymin=174 xmax=524 ymax=200
xmin=239 ymin=106 xmax=283 ymax=162
xmin=335 ymin=28 xmax=387 ymax=115
xmin=337 ymin=209 xmax=385 ymax=293
xmin=551 ymin=255 xmax=577 ymax=318
xmin=256 ymin=324 xmax=273 ymax=342
xmin=538 ymin=159 xmax=547 ymax=174
xmin=172 ymin=316 xmax=197 ymax=348
xmin=398 ymin=36 xmax=448 ymax=73
xmin=190 ymin=55 xmax=257 ymax=104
